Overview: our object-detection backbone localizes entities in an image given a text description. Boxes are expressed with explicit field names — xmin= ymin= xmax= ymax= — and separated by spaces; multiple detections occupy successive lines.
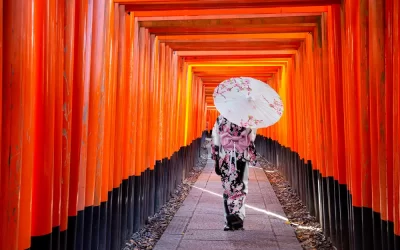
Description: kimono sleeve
xmin=211 ymin=119 xmax=220 ymax=161
xmin=247 ymin=128 xmax=257 ymax=166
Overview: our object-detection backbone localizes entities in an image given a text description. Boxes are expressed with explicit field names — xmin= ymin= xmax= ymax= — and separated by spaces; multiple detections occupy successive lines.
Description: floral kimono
xmin=211 ymin=115 xmax=257 ymax=230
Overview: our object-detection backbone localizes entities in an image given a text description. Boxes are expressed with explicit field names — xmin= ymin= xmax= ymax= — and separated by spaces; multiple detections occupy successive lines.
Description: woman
xmin=211 ymin=115 xmax=257 ymax=231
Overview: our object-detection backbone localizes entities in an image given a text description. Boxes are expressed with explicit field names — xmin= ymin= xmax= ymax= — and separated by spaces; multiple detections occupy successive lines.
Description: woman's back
xmin=210 ymin=115 xmax=258 ymax=231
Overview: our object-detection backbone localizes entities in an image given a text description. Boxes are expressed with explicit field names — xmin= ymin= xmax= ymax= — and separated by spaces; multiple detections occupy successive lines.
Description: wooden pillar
xmin=67 ymin=0 xmax=94 ymax=249
xmin=393 ymin=0 xmax=400 ymax=245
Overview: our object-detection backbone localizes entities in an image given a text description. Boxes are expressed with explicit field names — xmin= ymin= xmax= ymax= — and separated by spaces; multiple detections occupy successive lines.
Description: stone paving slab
xmin=165 ymin=216 xmax=192 ymax=235
xmin=154 ymin=158 xmax=301 ymax=250
xmin=155 ymin=234 xmax=183 ymax=250
xmin=178 ymin=239 xmax=280 ymax=250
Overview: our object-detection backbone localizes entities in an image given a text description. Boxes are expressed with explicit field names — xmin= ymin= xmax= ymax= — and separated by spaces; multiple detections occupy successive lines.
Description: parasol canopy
xmin=213 ymin=77 xmax=284 ymax=128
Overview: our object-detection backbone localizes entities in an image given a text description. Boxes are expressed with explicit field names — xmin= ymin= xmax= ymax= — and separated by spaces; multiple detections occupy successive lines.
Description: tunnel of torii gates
xmin=0 ymin=0 xmax=400 ymax=250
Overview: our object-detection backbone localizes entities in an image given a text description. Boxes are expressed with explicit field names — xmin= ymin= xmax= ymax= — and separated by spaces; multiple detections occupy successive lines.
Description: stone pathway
xmin=154 ymin=156 xmax=302 ymax=250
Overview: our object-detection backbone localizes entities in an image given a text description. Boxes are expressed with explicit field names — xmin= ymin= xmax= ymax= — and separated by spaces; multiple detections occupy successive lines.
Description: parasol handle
xmin=246 ymin=94 xmax=255 ymax=102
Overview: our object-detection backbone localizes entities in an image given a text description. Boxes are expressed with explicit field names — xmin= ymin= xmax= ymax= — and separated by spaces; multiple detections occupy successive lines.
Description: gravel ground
xmin=257 ymin=156 xmax=335 ymax=250
xmin=123 ymin=144 xmax=209 ymax=250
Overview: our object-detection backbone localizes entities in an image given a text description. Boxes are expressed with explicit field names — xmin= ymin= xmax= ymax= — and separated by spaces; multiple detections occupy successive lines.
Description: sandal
xmin=223 ymin=225 xmax=233 ymax=231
